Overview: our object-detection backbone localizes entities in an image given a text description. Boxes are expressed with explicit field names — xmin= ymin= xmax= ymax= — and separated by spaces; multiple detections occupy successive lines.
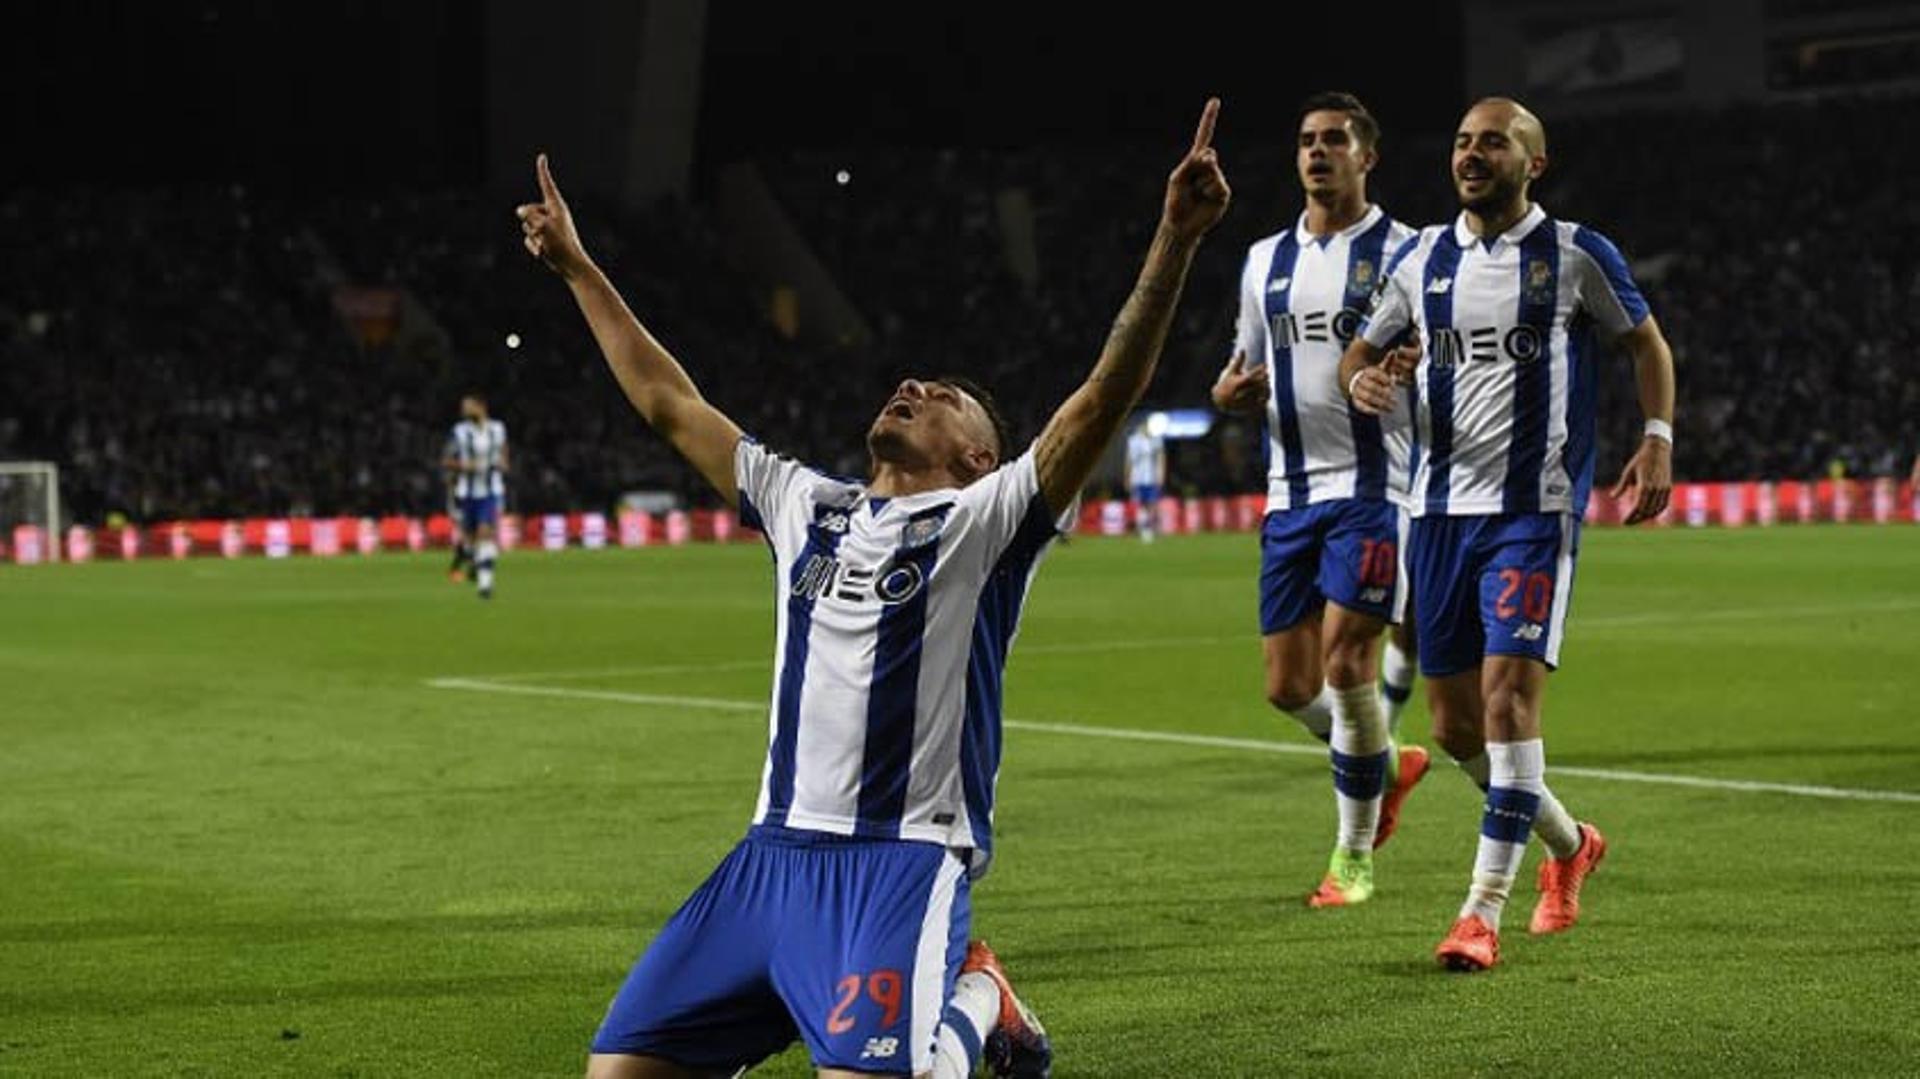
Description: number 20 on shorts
xmin=1495 ymin=568 xmax=1553 ymax=622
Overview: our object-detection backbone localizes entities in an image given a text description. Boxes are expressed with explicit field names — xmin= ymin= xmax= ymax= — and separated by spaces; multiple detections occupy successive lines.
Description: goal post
xmin=0 ymin=461 xmax=62 ymax=563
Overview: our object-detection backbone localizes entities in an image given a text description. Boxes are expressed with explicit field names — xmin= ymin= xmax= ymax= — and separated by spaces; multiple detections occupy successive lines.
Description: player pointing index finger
xmin=524 ymin=102 xmax=1231 ymax=1079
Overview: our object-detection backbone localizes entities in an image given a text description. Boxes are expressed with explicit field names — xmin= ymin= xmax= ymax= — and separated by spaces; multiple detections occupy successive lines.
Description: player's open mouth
xmin=885 ymin=400 xmax=915 ymax=420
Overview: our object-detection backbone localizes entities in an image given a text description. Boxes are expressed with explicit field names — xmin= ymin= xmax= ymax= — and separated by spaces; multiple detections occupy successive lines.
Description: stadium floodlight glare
xmin=506 ymin=332 xmax=522 ymax=350
xmin=0 ymin=461 xmax=61 ymax=562
xmin=835 ymin=169 xmax=851 ymax=186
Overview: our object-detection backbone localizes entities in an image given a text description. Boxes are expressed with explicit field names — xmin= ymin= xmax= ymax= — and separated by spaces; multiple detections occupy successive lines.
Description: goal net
xmin=0 ymin=461 xmax=62 ymax=563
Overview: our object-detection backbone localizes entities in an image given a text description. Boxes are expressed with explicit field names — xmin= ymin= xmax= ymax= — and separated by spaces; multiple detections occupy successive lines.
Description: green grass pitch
xmin=3 ymin=525 xmax=1917 ymax=1076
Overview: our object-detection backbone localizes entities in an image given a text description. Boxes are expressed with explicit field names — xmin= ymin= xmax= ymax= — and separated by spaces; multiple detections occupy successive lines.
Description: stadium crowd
xmin=3 ymin=97 xmax=1915 ymax=524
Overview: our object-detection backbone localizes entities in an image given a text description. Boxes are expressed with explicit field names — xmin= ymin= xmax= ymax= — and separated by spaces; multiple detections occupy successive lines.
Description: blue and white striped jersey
xmin=450 ymin=419 xmax=508 ymax=500
xmin=1235 ymin=206 xmax=1418 ymax=512
xmin=1360 ymin=205 xmax=1650 ymax=518
xmin=1126 ymin=429 xmax=1164 ymax=488
xmin=735 ymin=438 xmax=1069 ymax=877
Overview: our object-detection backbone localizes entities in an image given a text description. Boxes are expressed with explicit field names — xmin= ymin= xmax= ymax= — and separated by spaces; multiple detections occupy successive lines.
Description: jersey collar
xmin=1294 ymin=204 xmax=1383 ymax=249
xmin=1452 ymin=202 xmax=1548 ymax=252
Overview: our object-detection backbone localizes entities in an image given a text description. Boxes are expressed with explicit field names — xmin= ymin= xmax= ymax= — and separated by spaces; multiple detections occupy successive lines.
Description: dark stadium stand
xmin=4 ymin=97 xmax=1916 ymax=523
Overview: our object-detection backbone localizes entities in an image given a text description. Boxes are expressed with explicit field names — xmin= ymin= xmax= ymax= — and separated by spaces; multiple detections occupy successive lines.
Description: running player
xmin=1210 ymin=92 xmax=1430 ymax=908
xmin=442 ymin=394 xmax=508 ymax=599
xmin=1342 ymin=97 xmax=1676 ymax=971
xmin=1125 ymin=417 xmax=1166 ymax=542
xmin=520 ymin=100 xmax=1232 ymax=1077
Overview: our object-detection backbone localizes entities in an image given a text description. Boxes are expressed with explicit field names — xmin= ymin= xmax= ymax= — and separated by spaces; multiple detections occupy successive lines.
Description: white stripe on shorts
xmin=1390 ymin=506 xmax=1412 ymax=625
xmin=910 ymin=851 xmax=968 ymax=1073
xmin=1544 ymin=512 xmax=1577 ymax=667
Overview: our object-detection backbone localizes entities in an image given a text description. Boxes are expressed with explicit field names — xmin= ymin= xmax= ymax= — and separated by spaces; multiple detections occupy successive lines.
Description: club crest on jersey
xmin=903 ymin=516 xmax=943 ymax=547
xmin=1349 ymin=259 xmax=1375 ymax=292
xmin=1525 ymin=259 xmax=1555 ymax=305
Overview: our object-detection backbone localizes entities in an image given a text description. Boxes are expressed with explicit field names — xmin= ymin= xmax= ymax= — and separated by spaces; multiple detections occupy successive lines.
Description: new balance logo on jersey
xmin=1360 ymin=587 xmax=1388 ymax=603
xmin=1268 ymin=276 xmax=1292 ymax=293
xmin=861 ymin=1038 xmax=900 ymax=1060
xmin=1512 ymin=623 xmax=1544 ymax=642
xmin=1427 ymin=277 xmax=1454 ymax=294
xmin=817 ymin=511 xmax=850 ymax=534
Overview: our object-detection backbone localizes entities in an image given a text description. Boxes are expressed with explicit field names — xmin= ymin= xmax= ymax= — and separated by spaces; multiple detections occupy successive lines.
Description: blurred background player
xmin=442 ymin=393 xmax=509 ymax=599
xmin=521 ymin=98 xmax=1231 ymax=1079
xmin=1210 ymin=92 xmax=1429 ymax=909
xmin=1125 ymin=415 xmax=1167 ymax=542
xmin=442 ymin=429 xmax=472 ymax=582
xmin=1344 ymin=97 xmax=1675 ymax=971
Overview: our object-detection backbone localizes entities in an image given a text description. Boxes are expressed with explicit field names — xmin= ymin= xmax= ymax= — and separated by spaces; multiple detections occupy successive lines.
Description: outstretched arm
xmin=517 ymin=155 xmax=743 ymax=504
xmin=1608 ymin=314 xmax=1676 ymax=525
xmin=1033 ymin=99 xmax=1232 ymax=513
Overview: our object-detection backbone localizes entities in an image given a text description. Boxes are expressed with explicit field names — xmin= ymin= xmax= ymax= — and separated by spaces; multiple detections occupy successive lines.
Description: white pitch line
xmin=423 ymin=678 xmax=1920 ymax=805
xmin=425 ymin=677 xmax=762 ymax=713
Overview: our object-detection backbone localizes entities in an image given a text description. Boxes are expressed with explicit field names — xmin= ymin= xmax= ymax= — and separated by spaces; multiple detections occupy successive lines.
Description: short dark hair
xmin=1299 ymin=91 xmax=1379 ymax=152
xmin=935 ymin=374 xmax=1012 ymax=464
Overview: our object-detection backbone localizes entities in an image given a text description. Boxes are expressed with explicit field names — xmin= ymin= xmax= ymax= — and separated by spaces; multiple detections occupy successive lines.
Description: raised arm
xmin=517 ymin=154 xmax=743 ymax=503
xmin=1033 ymin=99 xmax=1232 ymax=513
xmin=1607 ymin=314 xmax=1676 ymax=524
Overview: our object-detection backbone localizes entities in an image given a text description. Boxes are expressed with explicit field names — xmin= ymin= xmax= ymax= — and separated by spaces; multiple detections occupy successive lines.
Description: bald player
xmin=1341 ymin=97 xmax=1676 ymax=971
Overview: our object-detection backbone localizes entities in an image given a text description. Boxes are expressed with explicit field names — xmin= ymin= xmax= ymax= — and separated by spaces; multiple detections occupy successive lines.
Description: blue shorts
xmin=458 ymin=495 xmax=500 ymax=532
xmin=592 ymin=827 xmax=971 ymax=1075
xmin=1408 ymin=512 xmax=1578 ymax=678
xmin=1259 ymin=500 xmax=1408 ymax=634
xmin=1132 ymin=484 xmax=1161 ymax=507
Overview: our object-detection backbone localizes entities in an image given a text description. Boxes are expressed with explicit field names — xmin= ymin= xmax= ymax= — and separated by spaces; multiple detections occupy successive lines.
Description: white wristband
xmin=1347 ymin=369 xmax=1369 ymax=401
xmin=1643 ymin=418 xmax=1673 ymax=445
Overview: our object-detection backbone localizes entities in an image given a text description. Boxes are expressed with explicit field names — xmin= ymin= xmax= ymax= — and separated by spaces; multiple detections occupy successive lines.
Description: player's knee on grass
xmin=586 ymin=1052 xmax=728 ymax=1079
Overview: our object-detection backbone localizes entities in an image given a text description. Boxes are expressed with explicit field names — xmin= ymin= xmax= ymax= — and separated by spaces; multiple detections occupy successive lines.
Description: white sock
xmin=475 ymin=540 xmax=498 ymax=591
xmin=1459 ymin=740 xmax=1545 ymax=929
xmin=1330 ymin=683 xmax=1391 ymax=853
xmin=1284 ymin=685 xmax=1335 ymax=743
xmin=931 ymin=970 xmax=998 ymax=1079
xmin=1532 ymin=786 xmax=1582 ymax=859
xmin=1380 ymin=639 xmax=1416 ymax=734
xmin=1454 ymin=748 xmax=1581 ymax=858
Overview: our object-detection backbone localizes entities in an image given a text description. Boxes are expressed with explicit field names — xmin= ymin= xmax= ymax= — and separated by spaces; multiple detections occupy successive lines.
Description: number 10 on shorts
xmin=1358 ymin=539 xmax=1397 ymax=588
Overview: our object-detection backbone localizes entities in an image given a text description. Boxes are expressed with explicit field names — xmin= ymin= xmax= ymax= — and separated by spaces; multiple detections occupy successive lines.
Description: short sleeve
xmin=735 ymin=438 xmax=811 ymax=534
xmin=957 ymin=449 xmax=1074 ymax=566
xmin=1569 ymin=226 xmax=1651 ymax=338
xmin=1232 ymin=251 xmax=1267 ymax=361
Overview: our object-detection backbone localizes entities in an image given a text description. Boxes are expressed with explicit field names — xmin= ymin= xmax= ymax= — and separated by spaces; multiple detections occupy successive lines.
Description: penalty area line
xmin=422 ymin=677 xmax=1920 ymax=805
